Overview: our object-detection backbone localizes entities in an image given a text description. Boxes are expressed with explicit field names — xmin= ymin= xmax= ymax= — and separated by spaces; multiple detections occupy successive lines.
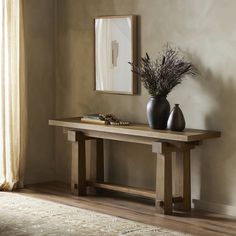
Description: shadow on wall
xmin=192 ymin=54 xmax=236 ymax=206
xmin=106 ymin=141 xmax=156 ymax=190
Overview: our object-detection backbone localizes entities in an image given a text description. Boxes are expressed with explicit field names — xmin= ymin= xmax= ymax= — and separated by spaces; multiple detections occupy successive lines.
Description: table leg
xmin=96 ymin=138 xmax=104 ymax=182
xmin=173 ymin=151 xmax=183 ymax=211
xmin=174 ymin=149 xmax=191 ymax=211
xmin=183 ymin=150 xmax=191 ymax=211
xmin=68 ymin=130 xmax=86 ymax=196
xmin=153 ymin=142 xmax=173 ymax=215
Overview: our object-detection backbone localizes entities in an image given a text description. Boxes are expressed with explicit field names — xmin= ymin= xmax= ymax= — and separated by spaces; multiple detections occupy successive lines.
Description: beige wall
xmin=24 ymin=0 xmax=56 ymax=184
xmin=55 ymin=0 xmax=236 ymax=210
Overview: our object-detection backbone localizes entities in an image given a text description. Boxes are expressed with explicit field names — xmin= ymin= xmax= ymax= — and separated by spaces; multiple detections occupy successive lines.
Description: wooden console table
xmin=49 ymin=117 xmax=220 ymax=215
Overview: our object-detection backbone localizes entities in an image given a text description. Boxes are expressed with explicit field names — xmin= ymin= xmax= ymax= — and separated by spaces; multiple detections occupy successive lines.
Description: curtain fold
xmin=0 ymin=0 xmax=26 ymax=191
xmin=19 ymin=0 xmax=27 ymax=189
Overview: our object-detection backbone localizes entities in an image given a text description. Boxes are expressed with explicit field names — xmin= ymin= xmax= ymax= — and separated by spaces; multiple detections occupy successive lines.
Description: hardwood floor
xmin=16 ymin=182 xmax=236 ymax=236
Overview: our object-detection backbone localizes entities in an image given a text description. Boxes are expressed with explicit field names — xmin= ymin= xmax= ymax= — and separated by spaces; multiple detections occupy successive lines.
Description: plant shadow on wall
xmin=190 ymin=55 xmax=236 ymax=206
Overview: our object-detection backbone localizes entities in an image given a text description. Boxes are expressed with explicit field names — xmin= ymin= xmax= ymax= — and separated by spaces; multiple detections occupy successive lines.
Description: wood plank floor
xmin=16 ymin=182 xmax=236 ymax=236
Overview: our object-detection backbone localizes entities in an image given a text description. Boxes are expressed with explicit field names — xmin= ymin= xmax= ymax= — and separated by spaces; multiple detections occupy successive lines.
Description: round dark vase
xmin=167 ymin=104 xmax=186 ymax=131
xmin=146 ymin=96 xmax=170 ymax=129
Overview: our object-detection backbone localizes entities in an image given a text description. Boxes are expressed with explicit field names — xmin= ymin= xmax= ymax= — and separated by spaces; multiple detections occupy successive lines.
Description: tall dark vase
xmin=146 ymin=96 xmax=170 ymax=129
xmin=167 ymin=104 xmax=185 ymax=131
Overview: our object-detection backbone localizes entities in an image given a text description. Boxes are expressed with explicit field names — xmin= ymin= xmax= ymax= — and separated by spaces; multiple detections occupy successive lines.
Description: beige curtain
xmin=0 ymin=0 xmax=26 ymax=191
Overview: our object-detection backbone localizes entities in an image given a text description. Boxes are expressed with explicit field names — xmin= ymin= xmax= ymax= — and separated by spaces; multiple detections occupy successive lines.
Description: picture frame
xmin=94 ymin=15 xmax=137 ymax=95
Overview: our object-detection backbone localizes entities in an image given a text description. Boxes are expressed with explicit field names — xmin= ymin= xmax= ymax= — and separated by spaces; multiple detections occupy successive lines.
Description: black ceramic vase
xmin=146 ymin=96 xmax=170 ymax=129
xmin=167 ymin=104 xmax=185 ymax=131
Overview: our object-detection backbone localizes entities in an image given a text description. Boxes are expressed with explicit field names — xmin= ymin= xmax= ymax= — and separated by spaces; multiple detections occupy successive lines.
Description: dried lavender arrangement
xmin=129 ymin=45 xmax=196 ymax=97
xmin=129 ymin=44 xmax=196 ymax=129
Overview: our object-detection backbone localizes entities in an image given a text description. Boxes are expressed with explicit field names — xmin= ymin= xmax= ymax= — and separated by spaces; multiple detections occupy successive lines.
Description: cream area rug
xmin=0 ymin=192 xmax=190 ymax=236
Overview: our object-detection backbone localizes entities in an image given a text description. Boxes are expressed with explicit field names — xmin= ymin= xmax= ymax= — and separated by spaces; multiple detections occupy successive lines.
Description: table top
xmin=49 ymin=117 xmax=221 ymax=142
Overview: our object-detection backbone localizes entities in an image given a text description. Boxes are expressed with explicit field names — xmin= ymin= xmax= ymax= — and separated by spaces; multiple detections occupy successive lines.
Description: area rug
xmin=0 ymin=192 xmax=190 ymax=236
